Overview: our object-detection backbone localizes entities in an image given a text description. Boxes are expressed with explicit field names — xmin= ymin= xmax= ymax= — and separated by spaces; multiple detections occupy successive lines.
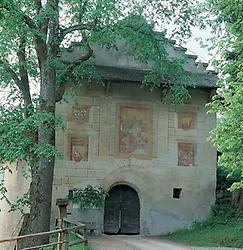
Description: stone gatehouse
xmin=51 ymin=41 xmax=217 ymax=235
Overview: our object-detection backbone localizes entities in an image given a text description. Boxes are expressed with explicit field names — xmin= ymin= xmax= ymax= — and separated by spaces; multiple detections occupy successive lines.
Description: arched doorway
xmin=104 ymin=184 xmax=140 ymax=234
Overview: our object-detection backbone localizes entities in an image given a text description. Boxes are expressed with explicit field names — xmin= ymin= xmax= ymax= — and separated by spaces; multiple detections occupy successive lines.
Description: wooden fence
xmin=0 ymin=222 xmax=87 ymax=250
xmin=0 ymin=199 xmax=88 ymax=250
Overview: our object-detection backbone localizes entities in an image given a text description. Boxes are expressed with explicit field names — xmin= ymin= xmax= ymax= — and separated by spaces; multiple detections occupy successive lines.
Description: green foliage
xmin=8 ymin=192 xmax=30 ymax=214
xmin=71 ymin=185 xmax=107 ymax=211
xmin=0 ymin=0 xmax=198 ymax=108
xmin=0 ymin=0 xmax=199 ymax=169
xmin=43 ymin=234 xmax=91 ymax=250
xmin=0 ymin=100 xmax=63 ymax=166
xmin=216 ymin=166 xmax=241 ymax=205
xmin=199 ymin=0 xmax=243 ymax=190
xmin=162 ymin=216 xmax=243 ymax=248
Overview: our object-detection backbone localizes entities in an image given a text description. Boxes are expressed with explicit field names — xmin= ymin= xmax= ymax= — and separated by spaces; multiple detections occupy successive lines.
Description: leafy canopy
xmin=200 ymin=0 xmax=243 ymax=190
xmin=0 ymin=0 xmax=197 ymax=166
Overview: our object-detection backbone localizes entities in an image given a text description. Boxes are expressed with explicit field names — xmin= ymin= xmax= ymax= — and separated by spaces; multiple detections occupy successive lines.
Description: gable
xmin=59 ymin=40 xmax=217 ymax=88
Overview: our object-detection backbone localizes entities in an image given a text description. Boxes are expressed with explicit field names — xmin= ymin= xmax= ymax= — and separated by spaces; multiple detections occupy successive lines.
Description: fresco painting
xmin=71 ymin=137 xmax=88 ymax=161
xmin=178 ymin=142 xmax=195 ymax=166
xmin=116 ymin=105 xmax=152 ymax=159
xmin=178 ymin=112 xmax=196 ymax=130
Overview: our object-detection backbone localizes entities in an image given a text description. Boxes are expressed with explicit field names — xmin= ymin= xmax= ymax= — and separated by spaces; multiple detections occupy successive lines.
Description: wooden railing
xmin=0 ymin=222 xmax=87 ymax=250
xmin=0 ymin=199 xmax=88 ymax=250
xmin=62 ymin=218 xmax=88 ymax=247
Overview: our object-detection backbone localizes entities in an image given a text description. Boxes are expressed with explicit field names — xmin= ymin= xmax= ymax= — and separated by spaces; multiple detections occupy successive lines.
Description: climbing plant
xmin=71 ymin=185 xmax=107 ymax=211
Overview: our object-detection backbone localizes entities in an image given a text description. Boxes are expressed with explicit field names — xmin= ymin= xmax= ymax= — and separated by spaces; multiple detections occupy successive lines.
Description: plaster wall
xmin=0 ymin=162 xmax=30 ymax=250
xmin=52 ymin=82 xmax=217 ymax=235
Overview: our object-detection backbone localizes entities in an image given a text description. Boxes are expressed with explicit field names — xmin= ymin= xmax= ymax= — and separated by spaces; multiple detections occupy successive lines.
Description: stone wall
xmin=52 ymin=82 xmax=217 ymax=235
xmin=0 ymin=82 xmax=216 ymax=242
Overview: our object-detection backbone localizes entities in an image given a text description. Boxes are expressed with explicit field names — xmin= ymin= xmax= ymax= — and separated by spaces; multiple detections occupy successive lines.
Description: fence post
xmin=58 ymin=228 xmax=63 ymax=250
xmin=16 ymin=239 xmax=20 ymax=250
xmin=56 ymin=198 xmax=68 ymax=220
xmin=84 ymin=239 xmax=88 ymax=246
xmin=56 ymin=199 xmax=68 ymax=250
xmin=64 ymin=230 xmax=69 ymax=250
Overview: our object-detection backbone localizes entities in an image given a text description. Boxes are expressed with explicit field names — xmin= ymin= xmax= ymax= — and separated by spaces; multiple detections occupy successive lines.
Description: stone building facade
xmin=0 ymin=41 xmax=217 ymax=243
xmin=50 ymin=40 xmax=217 ymax=235
xmin=52 ymin=82 xmax=216 ymax=235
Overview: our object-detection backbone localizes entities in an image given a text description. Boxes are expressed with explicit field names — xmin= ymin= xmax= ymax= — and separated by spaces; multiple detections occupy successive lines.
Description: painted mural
xmin=178 ymin=112 xmax=196 ymax=130
xmin=116 ymin=105 xmax=153 ymax=159
xmin=178 ymin=142 xmax=195 ymax=166
xmin=71 ymin=137 xmax=88 ymax=161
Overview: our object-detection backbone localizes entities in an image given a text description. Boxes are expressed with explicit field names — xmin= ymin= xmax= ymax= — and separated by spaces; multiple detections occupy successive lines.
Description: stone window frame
xmin=177 ymin=140 xmax=197 ymax=167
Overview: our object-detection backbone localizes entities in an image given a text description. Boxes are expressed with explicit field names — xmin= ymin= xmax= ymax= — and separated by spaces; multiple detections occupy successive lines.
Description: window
xmin=173 ymin=188 xmax=182 ymax=199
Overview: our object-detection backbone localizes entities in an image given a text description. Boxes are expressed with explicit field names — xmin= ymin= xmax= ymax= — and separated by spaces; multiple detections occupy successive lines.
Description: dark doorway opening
xmin=104 ymin=185 xmax=140 ymax=235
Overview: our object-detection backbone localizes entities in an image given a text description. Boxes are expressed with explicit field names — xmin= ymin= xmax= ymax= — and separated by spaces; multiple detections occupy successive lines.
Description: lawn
xmin=161 ymin=216 xmax=243 ymax=248
xmin=42 ymin=233 xmax=92 ymax=250
xmin=42 ymin=243 xmax=90 ymax=250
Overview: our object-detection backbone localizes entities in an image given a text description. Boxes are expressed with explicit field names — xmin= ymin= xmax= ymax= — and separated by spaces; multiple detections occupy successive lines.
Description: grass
xmin=42 ymin=243 xmax=90 ymax=250
xmin=42 ymin=233 xmax=92 ymax=250
xmin=161 ymin=215 xmax=243 ymax=248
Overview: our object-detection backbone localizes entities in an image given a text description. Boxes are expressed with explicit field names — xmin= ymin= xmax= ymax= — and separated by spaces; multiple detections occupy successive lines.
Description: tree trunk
xmin=231 ymin=189 xmax=243 ymax=212
xmin=237 ymin=189 xmax=243 ymax=212
xmin=27 ymin=156 xmax=55 ymax=247
xmin=19 ymin=2 xmax=60 ymax=247
xmin=20 ymin=60 xmax=56 ymax=248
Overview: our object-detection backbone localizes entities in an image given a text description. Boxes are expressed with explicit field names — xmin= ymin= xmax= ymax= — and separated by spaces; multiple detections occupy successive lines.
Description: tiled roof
xmin=59 ymin=40 xmax=217 ymax=88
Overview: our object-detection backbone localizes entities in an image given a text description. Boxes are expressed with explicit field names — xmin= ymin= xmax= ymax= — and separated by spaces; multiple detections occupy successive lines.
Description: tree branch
xmin=0 ymin=3 xmax=37 ymax=30
xmin=76 ymin=37 xmax=93 ymax=62
xmin=17 ymin=35 xmax=32 ymax=106
xmin=34 ymin=0 xmax=42 ymax=14
xmin=33 ymin=0 xmax=50 ymax=37
xmin=78 ymin=0 xmax=89 ymax=22
xmin=56 ymin=35 xmax=93 ymax=102
xmin=59 ymin=23 xmax=93 ymax=44
xmin=0 ymin=59 xmax=31 ymax=103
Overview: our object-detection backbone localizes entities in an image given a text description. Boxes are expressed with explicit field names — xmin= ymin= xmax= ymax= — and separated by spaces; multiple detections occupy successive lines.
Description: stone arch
xmin=104 ymin=183 xmax=140 ymax=235
xmin=101 ymin=166 xmax=157 ymax=235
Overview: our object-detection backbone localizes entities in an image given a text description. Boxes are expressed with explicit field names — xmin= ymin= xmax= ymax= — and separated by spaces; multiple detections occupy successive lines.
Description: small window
xmin=68 ymin=190 xmax=74 ymax=199
xmin=173 ymin=188 xmax=182 ymax=199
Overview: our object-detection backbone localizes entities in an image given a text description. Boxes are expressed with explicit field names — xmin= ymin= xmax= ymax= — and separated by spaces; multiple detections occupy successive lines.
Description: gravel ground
xmin=89 ymin=235 xmax=242 ymax=250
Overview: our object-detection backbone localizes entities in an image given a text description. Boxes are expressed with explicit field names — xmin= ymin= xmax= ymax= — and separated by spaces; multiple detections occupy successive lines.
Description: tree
xmin=0 ymin=0 xmax=197 ymax=247
xmin=200 ymin=0 xmax=243 ymax=209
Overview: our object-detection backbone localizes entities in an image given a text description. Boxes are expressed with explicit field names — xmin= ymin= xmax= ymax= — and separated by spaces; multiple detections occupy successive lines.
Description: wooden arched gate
xmin=104 ymin=185 xmax=140 ymax=234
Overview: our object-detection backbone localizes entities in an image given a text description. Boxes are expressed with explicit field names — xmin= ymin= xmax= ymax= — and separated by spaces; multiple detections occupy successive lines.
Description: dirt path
xmin=89 ymin=235 xmax=242 ymax=250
